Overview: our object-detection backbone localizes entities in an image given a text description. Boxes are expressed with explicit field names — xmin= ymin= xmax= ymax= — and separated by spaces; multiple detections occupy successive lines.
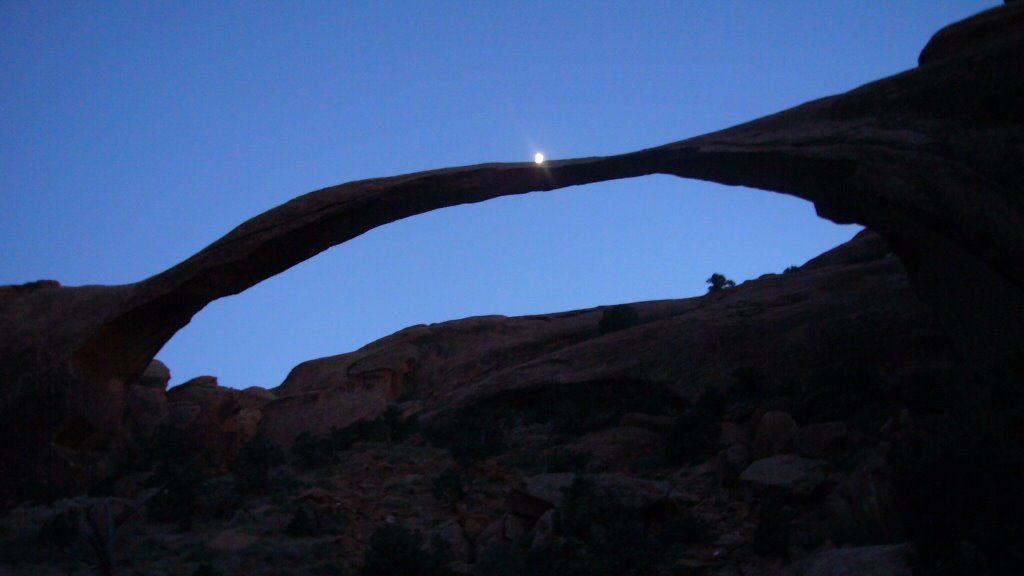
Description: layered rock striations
xmin=1 ymin=3 xmax=1021 ymax=493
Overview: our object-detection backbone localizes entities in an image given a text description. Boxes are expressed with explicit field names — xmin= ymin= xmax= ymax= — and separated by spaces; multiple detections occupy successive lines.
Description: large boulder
xmin=752 ymin=411 xmax=798 ymax=459
xmin=741 ymin=455 xmax=829 ymax=500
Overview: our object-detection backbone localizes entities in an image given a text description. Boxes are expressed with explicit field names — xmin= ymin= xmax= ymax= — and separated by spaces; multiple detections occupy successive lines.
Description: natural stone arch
xmin=1 ymin=2 xmax=1022 ymax=491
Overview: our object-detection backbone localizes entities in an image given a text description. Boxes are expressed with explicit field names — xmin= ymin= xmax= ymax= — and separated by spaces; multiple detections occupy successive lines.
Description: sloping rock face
xmin=1 ymin=3 xmax=1021 ymax=494
xmin=259 ymin=231 xmax=956 ymax=446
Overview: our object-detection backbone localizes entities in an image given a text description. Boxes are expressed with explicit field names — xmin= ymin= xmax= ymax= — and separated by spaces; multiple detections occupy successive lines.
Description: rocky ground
xmin=4 ymin=231 xmax=1018 ymax=575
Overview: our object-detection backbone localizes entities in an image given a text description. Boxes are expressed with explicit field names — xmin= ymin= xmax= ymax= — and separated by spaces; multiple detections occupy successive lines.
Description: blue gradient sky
xmin=1 ymin=1 xmax=997 ymax=389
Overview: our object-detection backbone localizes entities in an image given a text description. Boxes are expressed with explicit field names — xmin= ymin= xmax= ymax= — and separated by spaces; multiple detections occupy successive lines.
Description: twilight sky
xmin=1 ymin=1 xmax=998 ymax=389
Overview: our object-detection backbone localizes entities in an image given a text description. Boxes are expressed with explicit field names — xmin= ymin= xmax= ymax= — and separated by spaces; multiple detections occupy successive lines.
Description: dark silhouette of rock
xmin=752 ymin=411 xmax=798 ymax=459
xmin=741 ymin=455 xmax=829 ymax=500
xmin=1 ymin=3 xmax=1021 ymax=494
xmin=772 ymin=543 xmax=913 ymax=576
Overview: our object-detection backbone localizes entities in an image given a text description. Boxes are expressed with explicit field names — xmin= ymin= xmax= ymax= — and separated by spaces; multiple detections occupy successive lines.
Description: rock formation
xmin=0 ymin=227 xmax=965 ymax=575
xmin=1 ymin=2 xmax=1021 ymax=500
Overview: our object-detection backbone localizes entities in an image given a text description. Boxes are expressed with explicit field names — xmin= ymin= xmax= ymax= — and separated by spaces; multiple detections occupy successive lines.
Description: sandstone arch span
xmin=1 ymin=3 xmax=1021 ymax=491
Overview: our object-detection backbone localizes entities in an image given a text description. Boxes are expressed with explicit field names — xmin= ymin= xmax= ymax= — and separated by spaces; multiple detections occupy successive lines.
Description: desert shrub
xmin=432 ymin=467 xmax=468 ymax=503
xmin=292 ymin=408 xmax=419 ymax=467
xmin=730 ymin=365 xmax=767 ymax=399
xmin=191 ymin=564 xmax=222 ymax=576
xmin=555 ymin=475 xmax=607 ymax=540
xmin=540 ymin=448 xmax=592 ymax=473
xmin=381 ymin=405 xmax=419 ymax=443
xmin=891 ymin=409 xmax=1024 ymax=575
xmin=509 ymin=446 xmax=592 ymax=474
xmin=234 ymin=433 xmax=285 ymax=494
xmin=38 ymin=507 xmax=80 ymax=547
xmin=544 ymin=474 xmax=654 ymax=576
xmin=752 ymin=500 xmax=791 ymax=557
xmin=706 ymin=273 xmax=736 ymax=293
xmin=598 ymin=304 xmax=640 ymax=335
xmin=665 ymin=388 xmax=725 ymax=464
xmin=429 ymin=410 xmax=506 ymax=464
xmin=358 ymin=524 xmax=451 ymax=576
xmin=509 ymin=381 xmax=681 ymax=438
xmin=291 ymin=431 xmax=334 ymax=467
xmin=475 ymin=542 xmax=530 ymax=576
xmin=147 ymin=465 xmax=202 ymax=530
xmin=659 ymin=511 xmax=713 ymax=546
xmin=285 ymin=507 xmax=321 ymax=537
xmin=195 ymin=476 xmax=242 ymax=519
xmin=149 ymin=425 xmax=191 ymax=483
xmin=474 ymin=474 xmax=701 ymax=575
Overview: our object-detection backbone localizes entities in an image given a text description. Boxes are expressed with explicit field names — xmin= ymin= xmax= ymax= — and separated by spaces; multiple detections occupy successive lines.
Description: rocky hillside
xmin=4 ymin=230 xmax=1018 ymax=575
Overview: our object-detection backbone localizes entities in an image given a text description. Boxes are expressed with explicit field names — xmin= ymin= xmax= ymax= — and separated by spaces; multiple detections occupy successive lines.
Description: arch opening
xmin=157 ymin=175 xmax=860 ymax=390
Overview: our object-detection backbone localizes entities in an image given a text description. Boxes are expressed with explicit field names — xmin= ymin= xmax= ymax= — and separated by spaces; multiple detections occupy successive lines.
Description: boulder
xmin=620 ymin=413 xmax=675 ymax=433
xmin=530 ymin=510 xmax=555 ymax=550
xmin=164 ymin=376 xmax=261 ymax=469
xmin=741 ymin=455 xmax=829 ymax=500
xmin=832 ymin=453 xmax=902 ymax=541
xmin=752 ymin=411 xmax=797 ymax=459
xmin=772 ymin=543 xmax=913 ymax=576
xmin=123 ymin=383 xmax=168 ymax=440
xmin=719 ymin=421 xmax=749 ymax=447
xmin=433 ymin=519 xmax=471 ymax=563
xmin=137 ymin=359 xmax=171 ymax=390
xmin=475 ymin=514 xmax=528 ymax=551
xmin=207 ymin=529 xmax=259 ymax=552
xmin=716 ymin=444 xmax=752 ymax=487
xmin=575 ymin=426 xmax=662 ymax=471
xmin=516 ymin=472 xmax=674 ymax=511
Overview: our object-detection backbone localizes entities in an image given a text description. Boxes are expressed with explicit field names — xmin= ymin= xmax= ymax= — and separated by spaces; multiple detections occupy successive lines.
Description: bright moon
xmin=534 ymin=152 xmax=544 ymax=164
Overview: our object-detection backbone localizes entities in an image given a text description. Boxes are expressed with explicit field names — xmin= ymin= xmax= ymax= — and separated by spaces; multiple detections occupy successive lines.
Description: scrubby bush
xmin=292 ymin=407 xmax=419 ymax=467
xmin=659 ymin=511 xmax=713 ymax=546
xmin=358 ymin=524 xmax=452 ymax=576
xmin=752 ymin=500 xmax=791 ymax=557
xmin=706 ymin=273 xmax=736 ymax=293
xmin=147 ymin=466 xmax=202 ymax=530
xmin=291 ymin=431 xmax=333 ymax=467
xmin=191 ymin=564 xmax=223 ymax=576
xmin=665 ymin=388 xmax=725 ymax=464
xmin=538 ymin=448 xmax=592 ymax=473
xmin=149 ymin=425 xmax=191 ymax=483
xmin=548 ymin=474 xmax=655 ymax=575
xmin=432 ymin=467 xmax=468 ymax=503
xmin=234 ymin=433 xmax=285 ymax=494
xmin=38 ymin=507 xmax=80 ymax=548
xmin=475 ymin=542 xmax=530 ymax=576
xmin=285 ymin=507 xmax=321 ymax=537
xmin=891 ymin=409 xmax=1024 ymax=575
xmin=429 ymin=410 xmax=506 ymax=464
xmin=473 ymin=474 xmax=714 ymax=575
xmin=598 ymin=304 xmax=640 ymax=335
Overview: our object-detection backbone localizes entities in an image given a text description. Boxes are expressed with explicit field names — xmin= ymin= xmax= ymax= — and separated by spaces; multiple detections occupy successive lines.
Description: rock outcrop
xmin=1 ymin=3 xmax=1021 ymax=494
xmin=260 ymin=231 xmax=954 ymax=444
